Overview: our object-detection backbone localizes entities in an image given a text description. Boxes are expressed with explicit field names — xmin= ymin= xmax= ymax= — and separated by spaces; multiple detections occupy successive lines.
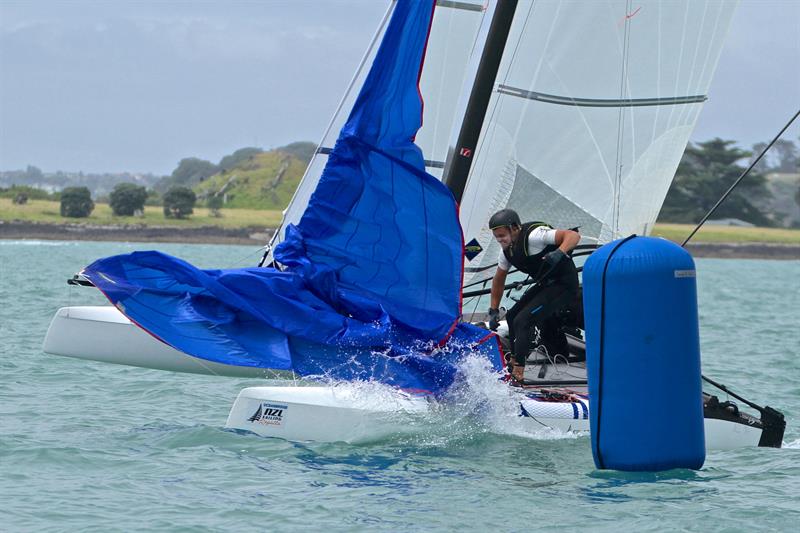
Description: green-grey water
xmin=1 ymin=240 xmax=798 ymax=532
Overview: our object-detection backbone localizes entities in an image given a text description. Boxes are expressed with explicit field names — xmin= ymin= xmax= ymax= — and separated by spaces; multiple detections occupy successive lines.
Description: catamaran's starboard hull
xmin=225 ymin=386 xmax=764 ymax=449
xmin=225 ymin=385 xmax=430 ymax=443
xmin=43 ymin=306 xmax=285 ymax=378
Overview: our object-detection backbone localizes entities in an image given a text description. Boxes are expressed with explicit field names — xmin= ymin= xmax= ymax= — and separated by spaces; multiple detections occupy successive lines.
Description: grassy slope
xmin=194 ymin=151 xmax=307 ymax=209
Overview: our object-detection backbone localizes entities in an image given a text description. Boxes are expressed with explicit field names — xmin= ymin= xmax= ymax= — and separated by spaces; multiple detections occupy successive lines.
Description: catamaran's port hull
xmin=43 ymin=306 xmax=284 ymax=378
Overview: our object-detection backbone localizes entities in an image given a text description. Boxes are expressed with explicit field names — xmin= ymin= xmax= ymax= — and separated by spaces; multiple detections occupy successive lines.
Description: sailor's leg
xmin=511 ymin=311 xmax=534 ymax=367
xmin=525 ymin=285 xmax=569 ymax=353
xmin=539 ymin=315 xmax=570 ymax=357
xmin=504 ymin=289 xmax=540 ymax=381
xmin=504 ymin=288 xmax=538 ymax=354
xmin=509 ymin=288 xmax=553 ymax=379
xmin=529 ymin=285 xmax=576 ymax=358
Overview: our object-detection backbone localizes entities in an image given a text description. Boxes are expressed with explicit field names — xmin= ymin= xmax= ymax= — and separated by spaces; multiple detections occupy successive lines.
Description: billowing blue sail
xmin=82 ymin=0 xmax=503 ymax=393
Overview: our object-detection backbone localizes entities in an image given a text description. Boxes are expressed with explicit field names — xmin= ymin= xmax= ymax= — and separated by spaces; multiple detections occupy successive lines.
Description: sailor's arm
xmin=489 ymin=266 xmax=508 ymax=310
xmin=553 ymin=229 xmax=580 ymax=254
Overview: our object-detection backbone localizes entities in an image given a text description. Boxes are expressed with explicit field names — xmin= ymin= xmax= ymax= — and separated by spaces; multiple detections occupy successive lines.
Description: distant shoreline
xmin=1 ymin=220 xmax=799 ymax=259
xmin=682 ymin=242 xmax=800 ymax=260
xmin=0 ymin=220 xmax=270 ymax=245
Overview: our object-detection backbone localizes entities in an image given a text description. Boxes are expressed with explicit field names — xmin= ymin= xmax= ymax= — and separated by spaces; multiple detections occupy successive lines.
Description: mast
xmin=441 ymin=0 xmax=518 ymax=203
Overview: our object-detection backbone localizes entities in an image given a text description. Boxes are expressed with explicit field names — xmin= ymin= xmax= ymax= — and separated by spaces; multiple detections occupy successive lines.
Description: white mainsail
xmin=459 ymin=0 xmax=737 ymax=284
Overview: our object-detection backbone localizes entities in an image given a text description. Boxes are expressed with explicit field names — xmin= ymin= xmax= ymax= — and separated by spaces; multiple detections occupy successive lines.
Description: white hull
xmin=226 ymin=385 xmax=763 ymax=450
xmin=43 ymin=306 xmax=282 ymax=378
xmin=226 ymin=385 xmax=430 ymax=443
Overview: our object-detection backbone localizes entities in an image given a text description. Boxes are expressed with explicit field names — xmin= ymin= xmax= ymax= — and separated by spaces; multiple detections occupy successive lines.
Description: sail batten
xmin=496 ymin=86 xmax=708 ymax=107
xmin=436 ymin=0 xmax=484 ymax=12
xmin=315 ymin=146 xmax=446 ymax=169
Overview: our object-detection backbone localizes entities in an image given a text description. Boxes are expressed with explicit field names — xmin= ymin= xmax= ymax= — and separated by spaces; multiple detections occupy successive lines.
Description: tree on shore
xmin=773 ymin=139 xmax=799 ymax=173
xmin=157 ymin=158 xmax=218 ymax=192
xmin=659 ymin=138 xmax=771 ymax=226
xmin=277 ymin=141 xmax=316 ymax=164
xmin=0 ymin=185 xmax=55 ymax=201
xmin=207 ymin=194 xmax=223 ymax=217
xmin=218 ymin=147 xmax=263 ymax=173
xmin=25 ymin=165 xmax=44 ymax=181
xmin=163 ymin=186 xmax=196 ymax=219
xmin=109 ymin=183 xmax=148 ymax=216
xmin=749 ymin=138 xmax=799 ymax=174
xmin=60 ymin=187 xmax=94 ymax=218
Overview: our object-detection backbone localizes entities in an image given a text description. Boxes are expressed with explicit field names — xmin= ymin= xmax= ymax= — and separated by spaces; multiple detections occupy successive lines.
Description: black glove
xmin=488 ymin=307 xmax=500 ymax=331
xmin=543 ymin=249 xmax=566 ymax=268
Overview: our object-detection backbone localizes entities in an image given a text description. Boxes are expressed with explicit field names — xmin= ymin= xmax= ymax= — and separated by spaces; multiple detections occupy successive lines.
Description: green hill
xmin=193 ymin=143 xmax=313 ymax=209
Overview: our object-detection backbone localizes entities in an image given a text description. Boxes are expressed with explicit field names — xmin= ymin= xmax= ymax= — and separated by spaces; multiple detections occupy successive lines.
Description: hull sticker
xmin=248 ymin=402 xmax=289 ymax=427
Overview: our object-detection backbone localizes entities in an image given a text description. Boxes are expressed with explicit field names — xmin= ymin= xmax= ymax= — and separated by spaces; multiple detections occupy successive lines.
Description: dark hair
xmin=489 ymin=208 xmax=521 ymax=230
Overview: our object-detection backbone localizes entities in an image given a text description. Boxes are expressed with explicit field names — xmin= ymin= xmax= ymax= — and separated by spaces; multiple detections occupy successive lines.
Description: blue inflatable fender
xmin=583 ymin=236 xmax=705 ymax=471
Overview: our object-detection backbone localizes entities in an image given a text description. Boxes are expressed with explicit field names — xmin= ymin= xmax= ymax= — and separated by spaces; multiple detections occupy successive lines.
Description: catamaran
xmin=43 ymin=0 xmax=785 ymax=449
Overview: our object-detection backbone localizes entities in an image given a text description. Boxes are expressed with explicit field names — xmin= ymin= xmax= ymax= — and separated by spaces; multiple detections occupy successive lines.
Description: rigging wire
xmin=677 ymin=109 xmax=799 ymax=420
xmin=467 ymin=279 xmax=487 ymax=320
xmin=230 ymin=244 xmax=270 ymax=268
xmin=612 ymin=0 xmax=634 ymax=238
xmin=681 ymin=108 xmax=800 ymax=247
xmin=533 ymin=345 xmax=585 ymax=380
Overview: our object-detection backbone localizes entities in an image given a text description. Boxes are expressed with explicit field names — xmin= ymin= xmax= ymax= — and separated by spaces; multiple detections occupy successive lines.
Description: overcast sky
xmin=1 ymin=0 xmax=798 ymax=175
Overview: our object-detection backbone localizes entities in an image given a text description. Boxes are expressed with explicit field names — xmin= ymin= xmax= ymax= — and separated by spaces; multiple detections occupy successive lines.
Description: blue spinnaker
xmin=83 ymin=0 xmax=503 ymax=393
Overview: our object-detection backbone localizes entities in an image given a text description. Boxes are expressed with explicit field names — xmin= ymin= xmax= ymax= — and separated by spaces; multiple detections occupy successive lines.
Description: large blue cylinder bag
xmin=583 ymin=236 xmax=705 ymax=471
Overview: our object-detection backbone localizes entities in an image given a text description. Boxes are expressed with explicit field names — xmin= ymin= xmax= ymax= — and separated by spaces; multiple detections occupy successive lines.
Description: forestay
xmin=459 ymin=0 xmax=736 ymax=285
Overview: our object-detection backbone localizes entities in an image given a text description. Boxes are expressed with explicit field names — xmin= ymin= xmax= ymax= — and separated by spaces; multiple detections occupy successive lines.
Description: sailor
xmin=486 ymin=208 xmax=581 ymax=382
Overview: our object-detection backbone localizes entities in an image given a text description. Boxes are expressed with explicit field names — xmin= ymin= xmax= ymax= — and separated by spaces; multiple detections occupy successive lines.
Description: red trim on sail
xmin=91 ymin=281 xmax=174 ymax=350
xmin=436 ymin=196 xmax=466 ymax=349
xmin=474 ymin=331 xmax=506 ymax=373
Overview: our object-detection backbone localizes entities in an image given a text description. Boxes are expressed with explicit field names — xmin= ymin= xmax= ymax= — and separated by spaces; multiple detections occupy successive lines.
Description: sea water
xmin=1 ymin=240 xmax=798 ymax=532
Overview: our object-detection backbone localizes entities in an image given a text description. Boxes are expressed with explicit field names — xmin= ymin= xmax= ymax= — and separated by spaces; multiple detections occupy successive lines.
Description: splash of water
xmin=783 ymin=438 xmax=800 ymax=449
xmin=292 ymin=352 xmax=586 ymax=445
xmin=439 ymin=354 xmax=585 ymax=442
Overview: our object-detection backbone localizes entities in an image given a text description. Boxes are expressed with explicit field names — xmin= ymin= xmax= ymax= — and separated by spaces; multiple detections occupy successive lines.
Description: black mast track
xmin=442 ymin=0 xmax=518 ymax=203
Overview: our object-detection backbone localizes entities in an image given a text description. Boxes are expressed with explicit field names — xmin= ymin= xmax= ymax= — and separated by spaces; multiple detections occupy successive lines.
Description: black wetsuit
xmin=503 ymin=222 xmax=579 ymax=365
